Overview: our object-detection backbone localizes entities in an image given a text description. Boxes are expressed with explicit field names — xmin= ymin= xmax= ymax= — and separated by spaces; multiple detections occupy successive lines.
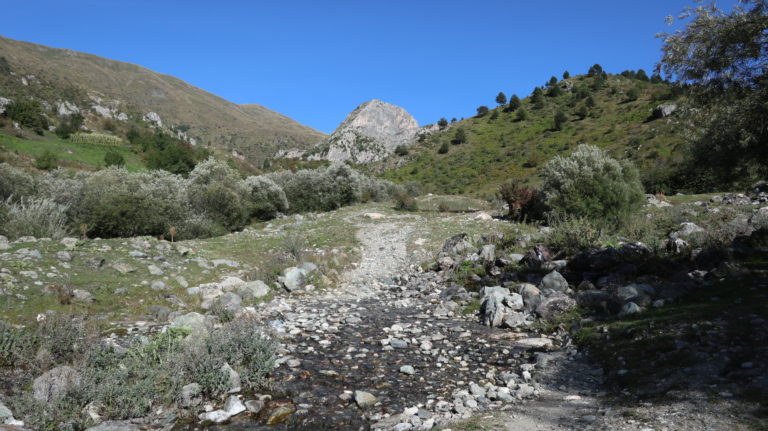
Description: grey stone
xmin=221 ymin=362 xmax=241 ymax=393
xmin=619 ymin=302 xmax=642 ymax=316
xmin=180 ymin=383 xmax=202 ymax=407
xmin=442 ymin=233 xmax=474 ymax=256
xmin=112 ymin=263 xmax=136 ymax=274
xmin=481 ymin=293 xmax=506 ymax=327
xmin=518 ymin=283 xmax=542 ymax=311
xmin=0 ymin=400 xmax=13 ymax=421
xmin=245 ymin=399 xmax=265 ymax=414
xmin=212 ymin=259 xmax=240 ymax=268
xmin=56 ymin=251 xmax=73 ymax=262
xmin=540 ymin=270 xmax=568 ymax=292
xmin=237 ymin=280 xmax=270 ymax=301
xmin=389 ymin=339 xmax=408 ymax=349
xmin=298 ymin=261 xmax=318 ymax=274
xmin=478 ymin=244 xmax=495 ymax=263
xmin=281 ymin=267 xmax=308 ymax=292
xmin=198 ymin=410 xmax=231 ymax=423
xmin=150 ymin=281 xmax=167 ymax=291
xmin=399 ymin=365 xmax=416 ymax=375
xmin=128 ymin=251 xmax=147 ymax=258
xmin=536 ymin=293 xmax=577 ymax=321
xmin=354 ymin=390 xmax=378 ymax=408
xmin=72 ymin=289 xmax=95 ymax=303
xmin=218 ymin=292 xmax=243 ymax=312
xmin=147 ymin=265 xmax=164 ymax=276
xmin=86 ymin=257 xmax=105 ymax=268
xmin=669 ymin=222 xmax=705 ymax=240
xmin=33 ymin=366 xmax=81 ymax=402
xmin=652 ymin=103 xmax=677 ymax=119
xmin=224 ymin=395 xmax=246 ymax=416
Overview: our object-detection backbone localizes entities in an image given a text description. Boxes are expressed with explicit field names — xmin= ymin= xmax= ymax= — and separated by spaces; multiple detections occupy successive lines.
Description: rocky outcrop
xmin=310 ymin=100 xmax=420 ymax=164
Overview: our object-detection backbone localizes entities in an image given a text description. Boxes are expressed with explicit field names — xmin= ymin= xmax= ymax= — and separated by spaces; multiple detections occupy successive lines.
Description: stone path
xmin=196 ymin=214 xmax=605 ymax=430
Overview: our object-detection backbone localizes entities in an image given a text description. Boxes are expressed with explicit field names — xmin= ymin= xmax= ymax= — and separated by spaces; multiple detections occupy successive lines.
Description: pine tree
xmin=495 ymin=92 xmax=507 ymax=105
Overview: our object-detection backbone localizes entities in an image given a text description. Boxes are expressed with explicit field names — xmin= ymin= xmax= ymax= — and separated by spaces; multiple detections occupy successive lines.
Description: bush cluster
xmin=0 ymin=159 xmax=406 ymax=240
xmin=539 ymin=145 xmax=644 ymax=226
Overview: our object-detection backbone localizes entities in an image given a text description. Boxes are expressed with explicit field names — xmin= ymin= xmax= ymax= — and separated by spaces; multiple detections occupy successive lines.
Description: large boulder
xmin=480 ymin=287 xmax=525 ymax=327
xmin=539 ymin=270 xmax=568 ymax=293
xmin=237 ymin=280 xmax=270 ymax=301
xmin=442 ymin=233 xmax=474 ymax=256
xmin=651 ymin=103 xmax=677 ymax=119
xmin=669 ymin=222 xmax=705 ymax=240
xmin=535 ymin=293 xmax=577 ymax=321
xmin=281 ymin=267 xmax=308 ymax=292
xmin=33 ymin=366 xmax=81 ymax=402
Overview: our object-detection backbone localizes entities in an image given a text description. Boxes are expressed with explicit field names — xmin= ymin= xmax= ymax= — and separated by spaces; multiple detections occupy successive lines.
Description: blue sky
xmin=1 ymin=1 xmax=738 ymax=134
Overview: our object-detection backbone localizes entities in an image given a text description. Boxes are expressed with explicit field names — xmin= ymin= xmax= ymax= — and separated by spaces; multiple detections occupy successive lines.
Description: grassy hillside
xmin=381 ymin=73 xmax=684 ymax=197
xmin=0 ymin=131 xmax=145 ymax=171
xmin=0 ymin=35 xmax=325 ymax=163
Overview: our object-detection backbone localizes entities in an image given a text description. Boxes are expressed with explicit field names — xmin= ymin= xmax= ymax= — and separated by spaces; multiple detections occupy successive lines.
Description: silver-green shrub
xmin=243 ymin=175 xmax=289 ymax=220
xmin=540 ymin=145 xmax=644 ymax=225
xmin=187 ymin=158 xmax=250 ymax=229
xmin=269 ymin=162 xmax=399 ymax=213
xmin=0 ymin=196 xmax=72 ymax=240
xmin=0 ymin=163 xmax=36 ymax=201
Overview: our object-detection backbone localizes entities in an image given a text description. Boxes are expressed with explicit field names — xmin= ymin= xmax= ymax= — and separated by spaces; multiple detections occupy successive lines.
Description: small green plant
xmin=394 ymin=194 xmax=418 ymax=211
xmin=281 ymin=232 xmax=306 ymax=261
xmin=103 ymin=149 xmax=125 ymax=167
xmin=438 ymin=142 xmax=449 ymax=154
xmin=544 ymin=215 xmax=604 ymax=256
xmin=34 ymin=150 xmax=58 ymax=171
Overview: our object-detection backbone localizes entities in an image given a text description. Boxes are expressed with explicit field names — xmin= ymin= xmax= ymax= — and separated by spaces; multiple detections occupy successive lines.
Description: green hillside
xmin=0 ymin=35 xmax=325 ymax=164
xmin=381 ymin=72 xmax=685 ymax=197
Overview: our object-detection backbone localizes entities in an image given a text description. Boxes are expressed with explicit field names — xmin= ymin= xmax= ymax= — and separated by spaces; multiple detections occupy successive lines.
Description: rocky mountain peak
xmin=312 ymin=99 xmax=420 ymax=163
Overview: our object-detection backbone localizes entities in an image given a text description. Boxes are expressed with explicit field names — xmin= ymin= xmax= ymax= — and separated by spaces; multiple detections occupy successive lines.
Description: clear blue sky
xmin=1 ymin=0 xmax=737 ymax=134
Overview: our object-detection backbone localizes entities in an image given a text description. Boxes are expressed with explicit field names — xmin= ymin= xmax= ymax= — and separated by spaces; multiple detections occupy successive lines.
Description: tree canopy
xmin=658 ymin=0 xmax=768 ymax=190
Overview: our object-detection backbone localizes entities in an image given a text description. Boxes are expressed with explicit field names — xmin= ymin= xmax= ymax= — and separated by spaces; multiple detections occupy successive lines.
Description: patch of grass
xmin=0 ymin=131 xmax=145 ymax=171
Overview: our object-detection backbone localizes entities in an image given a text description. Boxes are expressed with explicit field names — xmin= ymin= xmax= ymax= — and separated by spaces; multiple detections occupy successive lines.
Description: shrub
xmin=544 ymin=215 xmax=604 ymax=255
xmin=103 ymin=150 xmax=125 ymax=167
xmin=0 ymin=197 xmax=71 ymax=240
xmin=243 ymin=175 xmax=289 ymax=220
xmin=438 ymin=142 xmax=449 ymax=154
xmin=394 ymin=194 xmax=418 ymax=211
xmin=268 ymin=163 xmax=366 ymax=213
xmin=35 ymin=150 xmax=58 ymax=171
xmin=476 ymin=106 xmax=489 ymax=117
xmin=553 ymin=110 xmax=568 ymax=130
xmin=540 ymin=145 xmax=644 ymax=225
xmin=187 ymin=157 xmax=250 ymax=229
xmin=497 ymin=181 xmax=545 ymax=220
xmin=5 ymin=98 xmax=48 ymax=132
xmin=0 ymin=163 xmax=36 ymax=201
xmin=394 ymin=145 xmax=409 ymax=156
xmin=47 ymin=168 xmax=190 ymax=239
xmin=207 ymin=316 xmax=276 ymax=390
xmin=85 ymin=191 xmax=184 ymax=238
xmin=451 ymin=128 xmax=466 ymax=145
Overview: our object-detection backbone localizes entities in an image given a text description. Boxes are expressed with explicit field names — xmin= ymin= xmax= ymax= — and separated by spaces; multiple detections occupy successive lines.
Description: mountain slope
xmin=0 ymin=35 xmax=325 ymax=162
xmin=380 ymin=73 xmax=684 ymax=197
